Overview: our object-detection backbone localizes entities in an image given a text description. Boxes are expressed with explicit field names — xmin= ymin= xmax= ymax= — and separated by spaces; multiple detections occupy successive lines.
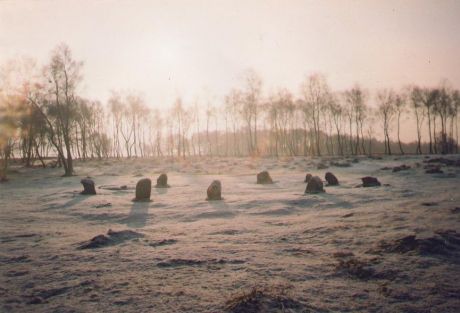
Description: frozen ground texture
xmin=0 ymin=155 xmax=459 ymax=313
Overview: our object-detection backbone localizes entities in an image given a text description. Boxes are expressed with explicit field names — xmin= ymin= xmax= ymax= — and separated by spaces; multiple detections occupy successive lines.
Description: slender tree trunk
xmin=427 ymin=110 xmax=433 ymax=154
xmin=397 ymin=112 xmax=404 ymax=154
xmin=225 ymin=117 xmax=229 ymax=156
xmin=433 ymin=117 xmax=438 ymax=154
xmin=34 ymin=141 xmax=46 ymax=168
xmin=359 ymin=122 xmax=366 ymax=155
xmin=63 ymin=131 xmax=73 ymax=176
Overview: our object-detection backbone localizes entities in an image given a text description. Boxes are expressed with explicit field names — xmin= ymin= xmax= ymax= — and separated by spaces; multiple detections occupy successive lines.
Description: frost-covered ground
xmin=1 ymin=155 xmax=459 ymax=313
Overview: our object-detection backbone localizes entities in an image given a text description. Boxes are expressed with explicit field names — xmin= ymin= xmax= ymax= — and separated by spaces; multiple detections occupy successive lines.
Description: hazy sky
xmin=1 ymin=0 xmax=460 ymax=111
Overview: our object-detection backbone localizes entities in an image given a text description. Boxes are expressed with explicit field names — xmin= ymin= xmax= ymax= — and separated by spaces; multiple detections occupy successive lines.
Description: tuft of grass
xmin=335 ymin=258 xmax=375 ymax=280
xmin=224 ymin=285 xmax=304 ymax=313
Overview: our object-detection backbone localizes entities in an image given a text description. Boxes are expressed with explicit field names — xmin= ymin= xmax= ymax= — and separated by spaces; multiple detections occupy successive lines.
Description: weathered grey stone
xmin=80 ymin=178 xmax=96 ymax=195
xmin=361 ymin=176 xmax=381 ymax=187
xmin=257 ymin=171 xmax=273 ymax=184
xmin=207 ymin=180 xmax=222 ymax=200
xmin=325 ymin=172 xmax=339 ymax=186
xmin=305 ymin=176 xmax=325 ymax=194
xmin=155 ymin=173 xmax=169 ymax=188
xmin=135 ymin=178 xmax=151 ymax=201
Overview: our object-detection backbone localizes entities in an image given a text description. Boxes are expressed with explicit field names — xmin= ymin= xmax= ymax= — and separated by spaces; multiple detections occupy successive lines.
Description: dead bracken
xmin=157 ymin=258 xmax=245 ymax=268
xmin=224 ymin=287 xmax=305 ymax=313
xmin=335 ymin=257 xmax=376 ymax=280
xmin=77 ymin=229 xmax=144 ymax=249
xmin=148 ymin=239 xmax=178 ymax=247
xmin=376 ymin=230 xmax=460 ymax=256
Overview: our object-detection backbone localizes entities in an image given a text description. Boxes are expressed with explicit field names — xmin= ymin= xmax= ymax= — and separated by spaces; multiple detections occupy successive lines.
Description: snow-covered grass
xmin=1 ymin=155 xmax=459 ymax=312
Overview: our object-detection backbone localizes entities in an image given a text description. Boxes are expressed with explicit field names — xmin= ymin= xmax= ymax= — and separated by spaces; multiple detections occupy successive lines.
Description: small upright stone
xmin=361 ymin=176 xmax=381 ymax=187
xmin=325 ymin=172 xmax=339 ymax=186
xmin=135 ymin=178 xmax=151 ymax=201
xmin=304 ymin=173 xmax=312 ymax=183
xmin=80 ymin=178 xmax=96 ymax=195
xmin=305 ymin=176 xmax=325 ymax=194
xmin=155 ymin=173 xmax=170 ymax=188
xmin=257 ymin=171 xmax=273 ymax=184
xmin=207 ymin=180 xmax=222 ymax=200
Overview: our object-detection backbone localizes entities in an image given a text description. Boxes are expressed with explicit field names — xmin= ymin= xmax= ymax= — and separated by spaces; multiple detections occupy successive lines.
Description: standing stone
xmin=257 ymin=171 xmax=273 ymax=184
xmin=80 ymin=178 xmax=96 ymax=195
xmin=361 ymin=176 xmax=381 ymax=187
xmin=304 ymin=173 xmax=312 ymax=183
xmin=325 ymin=172 xmax=339 ymax=186
xmin=135 ymin=178 xmax=151 ymax=201
xmin=207 ymin=180 xmax=222 ymax=200
xmin=155 ymin=173 xmax=169 ymax=188
xmin=305 ymin=176 xmax=325 ymax=194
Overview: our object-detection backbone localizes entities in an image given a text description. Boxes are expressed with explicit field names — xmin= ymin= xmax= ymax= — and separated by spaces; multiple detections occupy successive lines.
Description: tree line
xmin=1 ymin=44 xmax=459 ymax=179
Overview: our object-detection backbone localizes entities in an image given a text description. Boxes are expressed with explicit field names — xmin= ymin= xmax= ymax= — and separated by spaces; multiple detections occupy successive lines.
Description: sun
xmin=156 ymin=37 xmax=183 ymax=68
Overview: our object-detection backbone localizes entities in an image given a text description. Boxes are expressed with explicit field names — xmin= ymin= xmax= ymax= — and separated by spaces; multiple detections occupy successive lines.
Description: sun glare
xmin=155 ymin=36 xmax=183 ymax=69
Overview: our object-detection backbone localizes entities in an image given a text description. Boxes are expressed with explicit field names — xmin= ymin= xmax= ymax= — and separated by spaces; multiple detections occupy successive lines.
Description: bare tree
xmin=205 ymin=102 xmax=215 ymax=156
xmin=394 ymin=92 xmax=406 ymax=154
xmin=266 ymin=89 xmax=295 ymax=156
xmin=329 ymin=94 xmax=344 ymax=155
xmin=242 ymin=69 xmax=262 ymax=155
xmin=435 ymin=83 xmax=454 ymax=154
xmin=225 ymin=90 xmax=242 ymax=156
xmin=28 ymin=44 xmax=83 ymax=176
xmin=366 ymin=111 xmax=376 ymax=155
xmin=148 ymin=108 xmax=163 ymax=157
xmin=410 ymin=86 xmax=426 ymax=154
xmin=0 ymin=92 xmax=23 ymax=181
xmin=420 ymin=88 xmax=439 ymax=154
xmin=344 ymin=85 xmax=367 ymax=155
xmin=451 ymin=90 xmax=460 ymax=153
xmin=300 ymin=74 xmax=330 ymax=156
xmin=377 ymin=89 xmax=396 ymax=155
xmin=108 ymin=91 xmax=124 ymax=158
xmin=119 ymin=100 xmax=133 ymax=158
xmin=193 ymin=100 xmax=202 ymax=156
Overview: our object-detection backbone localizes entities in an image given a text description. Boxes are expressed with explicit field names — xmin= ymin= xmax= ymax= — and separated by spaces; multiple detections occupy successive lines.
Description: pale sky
xmin=1 ymin=0 xmax=460 ymax=114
